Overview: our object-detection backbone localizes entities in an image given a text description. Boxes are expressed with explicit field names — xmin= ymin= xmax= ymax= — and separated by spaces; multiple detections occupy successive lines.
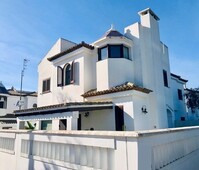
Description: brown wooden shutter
xmin=70 ymin=61 xmax=75 ymax=84
xmin=57 ymin=66 xmax=63 ymax=86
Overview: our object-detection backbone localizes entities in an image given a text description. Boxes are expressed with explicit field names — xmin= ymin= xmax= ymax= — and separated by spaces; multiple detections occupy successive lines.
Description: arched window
xmin=64 ymin=64 xmax=71 ymax=85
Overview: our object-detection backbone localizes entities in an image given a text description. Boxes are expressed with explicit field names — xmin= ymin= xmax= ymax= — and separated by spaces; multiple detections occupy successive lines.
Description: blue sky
xmin=0 ymin=0 xmax=198 ymax=91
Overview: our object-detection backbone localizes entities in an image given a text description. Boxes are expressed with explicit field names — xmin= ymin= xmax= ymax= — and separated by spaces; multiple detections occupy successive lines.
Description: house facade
xmin=15 ymin=8 xmax=188 ymax=131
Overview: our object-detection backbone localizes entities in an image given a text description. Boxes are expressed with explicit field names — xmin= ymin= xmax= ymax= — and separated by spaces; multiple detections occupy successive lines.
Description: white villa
xmin=15 ymin=8 xmax=188 ymax=131
xmin=2 ymin=8 xmax=199 ymax=170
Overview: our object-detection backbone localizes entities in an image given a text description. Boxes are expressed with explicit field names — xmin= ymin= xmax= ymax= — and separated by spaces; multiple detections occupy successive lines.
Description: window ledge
xmin=41 ymin=91 xmax=51 ymax=95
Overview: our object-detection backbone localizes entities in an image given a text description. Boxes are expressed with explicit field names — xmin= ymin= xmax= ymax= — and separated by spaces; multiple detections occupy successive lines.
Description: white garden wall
xmin=1 ymin=127 xmax=199 ymax=170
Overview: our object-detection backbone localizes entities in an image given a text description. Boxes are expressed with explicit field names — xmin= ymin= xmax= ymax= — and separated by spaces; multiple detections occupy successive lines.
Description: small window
xmin=181 ymin=117 xmax=185 ymax=121
xmin=41 ymin=120 xmax=52 ymax=130
xmin=0 ymin=96 xmax=6 ymax=109
xmin=163 ymin=70 xmax=168 ymax=87
xmin=33 ymin=103 xmax=37 ymax=108
xmin=42 ymin=78 xmax=50 ymax=93
xmin=178 ymin=89 xmax=183 ymax=100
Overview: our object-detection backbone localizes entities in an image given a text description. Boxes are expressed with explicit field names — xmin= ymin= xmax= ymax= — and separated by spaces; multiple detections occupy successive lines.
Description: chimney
xmin=138 ymin=8 xmax=160 ymax=28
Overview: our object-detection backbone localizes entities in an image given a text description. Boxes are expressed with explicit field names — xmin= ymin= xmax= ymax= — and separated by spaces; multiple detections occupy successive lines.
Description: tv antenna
xmin=18 ymin=58 xmax=29 ymax=110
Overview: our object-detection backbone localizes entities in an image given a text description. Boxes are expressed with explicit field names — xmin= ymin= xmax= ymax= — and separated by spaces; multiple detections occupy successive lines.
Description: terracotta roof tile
xmin=48 ymin=41 xmax=94 ymax=62
xmin=82 ymin=82 xmax=152 ymax=98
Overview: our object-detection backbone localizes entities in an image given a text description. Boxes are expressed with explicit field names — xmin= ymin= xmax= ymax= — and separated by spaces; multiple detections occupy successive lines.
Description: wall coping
xmin=0 ymin=126 xmax=199 ymax=138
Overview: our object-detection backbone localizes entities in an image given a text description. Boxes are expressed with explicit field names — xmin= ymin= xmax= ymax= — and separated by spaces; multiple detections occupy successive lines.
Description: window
xmin=0 ymin=102 xmax=3 ymax=108
xmin=0 ymin=96 xmax=7 ymax=109
xmin=58 ymin=61 xmax=75 ymax=87
xmin=163 ymin=70 xmax=168 ymax=87
xmin=123 ymin=46 xmax=129 ymax=59
xmin=109 ymin=45 xmax=121 ymax=58
xmin=181 ymin=117 xmax=185 ymax=121
xmin=33 ymin=103 xmax=37 ymax=108
xmin=178 ymin=89 xmax=183 ymax=100
xmin=42 ymin=78 xmax=50 ymax=93
xmin=98 ymin=44 xmax=129 ymax=60
xmin=98 ymin=47 xmax=108 ymax=60
xmin=41 ymin=120 xmax=52 ymax=130
xmin=64 ymin=64 xmax=71 ymax=85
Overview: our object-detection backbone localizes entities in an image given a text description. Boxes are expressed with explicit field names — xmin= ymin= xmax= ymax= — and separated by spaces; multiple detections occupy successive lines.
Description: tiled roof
xmin=0 ymin=120 xmax=17 ymax=124
xmin=82 ymin=82 xmax=152 ymax=98
xmin=103 ymin=30 xmax=124 ymax=37
xmin=48 ymin=41 xmax=94 ymax=62
xmin=8 ymin=88 xmax=37 ymax=97
xmin=14 ymin=101 xmax=113 ymax=116
xmin=0 ymin=82 xmax=8 ymax=94
xmin=171 ymin=73 xmax=188 ymax=83
xmin=0 ymin=114 xmax=16 ymax=118
xmin=0 ymin=114 xmax=17 ymax=124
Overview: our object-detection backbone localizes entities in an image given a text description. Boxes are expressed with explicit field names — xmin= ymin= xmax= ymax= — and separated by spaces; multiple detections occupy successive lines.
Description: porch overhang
xmin=14 ymin=101 xmax=113 ymax=117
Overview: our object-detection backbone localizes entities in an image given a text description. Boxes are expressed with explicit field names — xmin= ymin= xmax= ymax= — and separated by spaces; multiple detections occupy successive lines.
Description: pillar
xmin=67 ymin=111 xmax=79 ymax=130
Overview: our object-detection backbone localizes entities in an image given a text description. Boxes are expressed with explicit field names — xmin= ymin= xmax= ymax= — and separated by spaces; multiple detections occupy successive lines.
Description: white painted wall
xmin=124 ymin=9 xmax=173 ymax=129
xmin=97 ymin=58 xmax=134 ymax=91
xmin=37 ymin=38 xmax=76 ymax=107
xmin=113 ymin=96 xmax=135 ymax=131
xmin=38 ymin=46 xmax=97 ymax=106
xmin=81 ymin=109 xmax=115 ymax=130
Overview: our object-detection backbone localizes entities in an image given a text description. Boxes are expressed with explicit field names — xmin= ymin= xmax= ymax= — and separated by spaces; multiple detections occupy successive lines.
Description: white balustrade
xmin=21 ymin=138 xmax=113 ymax=170
xmin=1 ymin=127 xmax=199 ymax=170
xmin=0 ymin=137 xmax=15 ymax=154
xmin=152 ymin=136 xmax=199 ymax=170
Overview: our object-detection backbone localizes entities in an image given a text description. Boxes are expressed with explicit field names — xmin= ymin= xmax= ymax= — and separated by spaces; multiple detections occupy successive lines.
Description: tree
xmin=25 ymin=121 xmax=35 ymax=130
xmin=185 ymin=88 xmax=199 ymax=112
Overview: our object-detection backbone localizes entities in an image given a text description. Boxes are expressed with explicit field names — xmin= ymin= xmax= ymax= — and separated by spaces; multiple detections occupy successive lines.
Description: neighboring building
xmin=0 ymin=82 xmax=37 ymax=129
xmin=170 ymin=73 xmax=188 ymax=123
xmin=0 ymin=82 xmax=9 ymax=117
xmin=15 ymin=8 xmax=188 ymax=131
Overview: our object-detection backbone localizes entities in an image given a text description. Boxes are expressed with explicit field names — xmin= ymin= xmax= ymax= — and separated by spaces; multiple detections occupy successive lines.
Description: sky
xmin=0 ymin=0 xmax=198 ymax=91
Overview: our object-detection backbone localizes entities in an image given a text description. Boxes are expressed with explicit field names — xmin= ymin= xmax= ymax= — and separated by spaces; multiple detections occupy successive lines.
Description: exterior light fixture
xmin=141 ymin=105 xmax=148 ymax=114
xmin=84 ymin=112 xmax=89 ymax=117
